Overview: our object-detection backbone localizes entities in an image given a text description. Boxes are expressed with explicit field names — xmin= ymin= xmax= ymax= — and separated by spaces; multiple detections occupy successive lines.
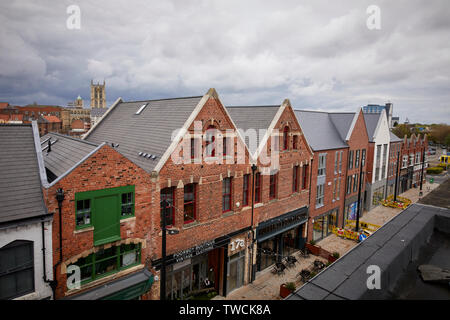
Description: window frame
xmin=0 ymin=240 xmax=35 ymax=300
xmin=120 ymin=192 xmax=134 ymax=218
xmin=292 ymin=135 xmax=298 ymax=150
xmin=76 ymin=199 xmax=92 ymax=229
xmin=161 ymin=187 xmax=175 ymax=227
xmin=254 ymin=173 xmax=262 ymax=203
xmin=293 ymin=165 xmax=299 ymax=193
xmin=205 ymin=125 xmax=216 ymax=157
xmin=282 ymin=126 xmax=289 ymax=151
xmin=183 ymin=183 xmax=197 ymax=224
xmin=243 ymin=174 xmax=250 ymax=206
xmin=222 ymin=177 xmax=232 ymax=213
xmin=269 ymin=172 xmax=278 ymax=200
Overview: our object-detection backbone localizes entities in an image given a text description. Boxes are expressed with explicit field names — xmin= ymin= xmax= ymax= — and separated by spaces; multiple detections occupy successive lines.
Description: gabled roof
xmin=363 ymin=112 xmax=382 ymax=142
xmin=328 ymin=112 xmax=357 ymax=142
xmin=84 ymin=94 xmax=206 ymax=173
xmin=226 ymin=105 xmax=280 ymax=154
xmin=294 ymin=110 xmax=348 ymax=151
xmin=40 ymin=132 xmax=99 ymax=179
xmin=0 ymin=124 xmax=48 ymax=224
xmin=389 ymin=131 xmax=402 ymax=143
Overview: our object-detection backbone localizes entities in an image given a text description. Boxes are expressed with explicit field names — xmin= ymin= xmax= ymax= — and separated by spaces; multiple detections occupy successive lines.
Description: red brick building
xmin=295 ymin=109 xmax=369 ymax=242
xmin=386 ymin=132 xmax=403 ymax=197
xmin=228 ymin=100 xmax=313 ymax=278
xmin=40 ymin=133 xmax=155 ymax=300
xmin=398 ymin=133 xmax=428 ymax=193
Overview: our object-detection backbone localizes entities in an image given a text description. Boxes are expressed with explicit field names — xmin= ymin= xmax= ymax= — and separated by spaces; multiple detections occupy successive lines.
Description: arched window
xmin=0 ymin=240 xmax=34 ymax=299
xmin=283 ymin=126 xmax=290 ymax=151
xmin=293 ymin=135 xmax=298 ymax=150
xmin=205 ymin=125 xmax=217 ymax=157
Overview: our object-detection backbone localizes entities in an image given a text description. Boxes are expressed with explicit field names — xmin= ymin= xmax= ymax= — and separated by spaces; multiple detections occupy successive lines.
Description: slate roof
xmin=328 ymin=112 xmax=356 ymax=141
xmin=226 ymin=105 xmax=280 ymax=153
xmin=363 ymin=113 xmax=381 ymax=142
xmin=0 ymin=124 xmax=47 ymax=224
xmin=294 ymin=110 xmax=348 ymax=151
xmin=287 ymin=203 xmax=450 ymax=300
xmin=389 ymin=131 xmax=402 ymax=143
xmin=40 ymin=132 xmax=99 ymax=179
xmin=85 ymin=96 xmax=203 ymax=173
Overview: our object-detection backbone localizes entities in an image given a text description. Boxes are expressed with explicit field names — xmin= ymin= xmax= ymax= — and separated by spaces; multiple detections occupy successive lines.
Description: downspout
xmin=50 ymin=188 xmax=65 ymax=299
xmin=306 ymin=158 xmax=314 ymax=241
xmin=249 ymin=163 xmax=257 ymax=283
xmin=41 ymin=220 xmax=51 ymax=283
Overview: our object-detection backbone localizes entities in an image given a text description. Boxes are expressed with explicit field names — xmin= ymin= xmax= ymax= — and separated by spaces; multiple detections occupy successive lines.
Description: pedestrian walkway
xmin=318 ymin=181 xmax=440 ymax=257
xmin=213 ymin=251 xmax=327 ymax=300
xmin=213 ymin=181 xmax=443 ymax=300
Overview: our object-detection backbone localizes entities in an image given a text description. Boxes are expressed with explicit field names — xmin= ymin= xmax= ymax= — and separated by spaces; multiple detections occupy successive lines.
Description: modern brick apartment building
xmin=386 ymin=132 xmax=403 ymax=197
xmin=398 ymin=133 xmax=428 ymax=193
xmin=295 ymin=109 xmax=369 ymax=241
xmin=363 ymin=110 xmax=391 ymax=211
xmin=228 ymin=99 xmax=313 ymax=279
xmin=40 ymin=132 xmax=154 ymax=300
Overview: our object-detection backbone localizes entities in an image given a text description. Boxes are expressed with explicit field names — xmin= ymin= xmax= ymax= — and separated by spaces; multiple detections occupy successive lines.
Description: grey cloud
xmin=0 ymin=0 xmax=449 ymax=124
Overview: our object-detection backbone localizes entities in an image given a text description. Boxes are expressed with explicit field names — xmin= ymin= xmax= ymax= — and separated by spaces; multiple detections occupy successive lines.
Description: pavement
xmin=213 ymin=251 xmax=327 ymax=300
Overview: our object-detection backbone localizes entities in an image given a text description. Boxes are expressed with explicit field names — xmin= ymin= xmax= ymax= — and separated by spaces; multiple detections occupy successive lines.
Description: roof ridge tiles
xmin=122 ymin=95 xmax=203 ymax=104
xmin=44 ymin=132 xmax=99 ymax=147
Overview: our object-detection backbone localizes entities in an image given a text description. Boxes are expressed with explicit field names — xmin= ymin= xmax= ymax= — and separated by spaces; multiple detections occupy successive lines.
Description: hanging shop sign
xmin=173 ymin=240 xmax=215 ymax=263
xmin=256 ymin=207 xmax=308 ymax=242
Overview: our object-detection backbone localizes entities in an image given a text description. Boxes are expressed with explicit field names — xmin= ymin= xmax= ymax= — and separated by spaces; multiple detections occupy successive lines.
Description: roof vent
xmin=138 ymin=152 xmax=143 ymax=156
xmin=135 ymin=103 xmax=148 ymax=115
xmin=151 ymin=155 xmax=156 ymax=160
xmin=146 ymin=154 xmax=152 ymax=159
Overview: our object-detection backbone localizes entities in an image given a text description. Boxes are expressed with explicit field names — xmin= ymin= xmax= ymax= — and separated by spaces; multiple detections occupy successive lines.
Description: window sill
xmin=74 ymin=226 xmax=94 ymax=234
xmin=182 ymin=221 xmax=199 ymax=230
xmin=241 ymin=206 xmax=251 ymax=211
xmin=268 ymin=199 xmax=278 ymax=204
xmin=254 ymin=203 xmax=264 ymax=208
xmin=120 ymin=216 xmax=136 ymax=223
xmin=222 ymin=211 xmax=235 ymax=217
xmin=315 ymin=204 xmax=324 ymax=209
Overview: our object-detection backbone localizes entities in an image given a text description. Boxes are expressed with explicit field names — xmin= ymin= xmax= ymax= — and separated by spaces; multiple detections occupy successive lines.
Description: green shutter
xmin=75 ymin=185 xmax=135 ymax=246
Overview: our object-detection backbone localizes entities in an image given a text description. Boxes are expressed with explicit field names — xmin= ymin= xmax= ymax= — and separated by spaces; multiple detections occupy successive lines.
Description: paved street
xmin=214 ymin=178 xmax=447 ymax=300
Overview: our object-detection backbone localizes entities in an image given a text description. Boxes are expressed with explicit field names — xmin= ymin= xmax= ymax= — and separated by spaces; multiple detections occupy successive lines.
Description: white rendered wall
xmin=0 ymin=219 xmax=53 ymax=300
xmin=371 ymin=111 xmax=391 ymax=183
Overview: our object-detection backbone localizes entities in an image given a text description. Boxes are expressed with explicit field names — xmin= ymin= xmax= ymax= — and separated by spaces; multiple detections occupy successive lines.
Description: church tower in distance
xmin=90 ymin=80 xmax=106 ymax=108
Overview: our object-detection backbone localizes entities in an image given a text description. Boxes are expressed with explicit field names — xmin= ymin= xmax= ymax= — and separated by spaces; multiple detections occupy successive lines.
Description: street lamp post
xmin=419 ymin=147 xmax=426 ymax=197
xmin=160 ymin=199 xmax=179 ymax=300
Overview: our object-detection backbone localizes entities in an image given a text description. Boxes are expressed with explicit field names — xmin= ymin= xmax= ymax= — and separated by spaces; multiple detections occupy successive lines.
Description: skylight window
xmin=135 ymin=103 xmax=148 ymax=115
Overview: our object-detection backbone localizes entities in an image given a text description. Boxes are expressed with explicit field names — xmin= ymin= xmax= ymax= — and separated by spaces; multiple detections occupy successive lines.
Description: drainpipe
xmin=393 ymin=151 xmax=401 ymax=202
xmin=307 ymin=158 xmax=313 ymax=241
xmin=249 ymin=163 xmax=257 ymax=283
xmin=50 ymin=188 xmax=65 ymax=299
xmin=355 ymin=156 xmax=364 ymax=232
xmin=41 ymin=220 xmax=51 ymax=283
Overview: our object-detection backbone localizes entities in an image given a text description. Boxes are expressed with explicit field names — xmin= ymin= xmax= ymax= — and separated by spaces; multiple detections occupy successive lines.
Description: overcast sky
xmin=1 ymin=0 xmax=449 ymax=124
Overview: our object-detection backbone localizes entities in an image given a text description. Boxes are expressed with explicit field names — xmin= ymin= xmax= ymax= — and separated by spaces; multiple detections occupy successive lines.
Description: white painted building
xmin=0 ymin=122 xmax=54 ymax=300
xmin=363 ymin=110 xmax=391 ymax=211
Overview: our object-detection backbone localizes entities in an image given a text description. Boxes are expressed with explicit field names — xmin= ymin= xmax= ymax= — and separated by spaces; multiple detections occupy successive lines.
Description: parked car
xmin=429 ymin=148 xmax=436 ymax=155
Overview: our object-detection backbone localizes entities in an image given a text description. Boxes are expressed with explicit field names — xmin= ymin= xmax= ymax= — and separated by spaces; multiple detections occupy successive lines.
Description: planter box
xmin=306 ymin=243 xmax=321 ymax=256
xmin=280 ymin=284 xmax=294 ymax=298
xmin=328 ymin=255 xmax=338 ymax=263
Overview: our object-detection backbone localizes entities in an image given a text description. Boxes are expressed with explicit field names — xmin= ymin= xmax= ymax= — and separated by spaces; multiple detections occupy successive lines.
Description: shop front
xmin=344 ymin=199 xmax=358 ymax=226
xmin=312 ymin=208 xmax=339 ymax=242
xmin=154 ymin=227 xmax=251 ymax=299
xmin=255 ymin=207 xmax=308 ymax=273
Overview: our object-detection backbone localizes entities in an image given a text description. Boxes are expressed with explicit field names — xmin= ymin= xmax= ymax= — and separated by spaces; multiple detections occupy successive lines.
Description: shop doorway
xmin=226 ymin=251 xmax=245 ymax=293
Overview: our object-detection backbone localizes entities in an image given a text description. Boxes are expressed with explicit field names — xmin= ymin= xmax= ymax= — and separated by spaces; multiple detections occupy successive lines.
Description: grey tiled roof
xmin=328 ymin=113 xmax=356 ymax=141
xmin=40 ymin=132 xmax=99 ymax=179
xmin=363 ymin=113 xmax=381 ymax=142
xmin=226 ymin=106 xmax=280 ymax=152
xmin=0 ymin=124 xmax=47 ymax=224
xmin=294 ymin=110 xmax=348 ymax=151
xmin=85 ymin=96 xmax=203 ymax=172
xmin=389 ymin=131 xmax=403 ymax=142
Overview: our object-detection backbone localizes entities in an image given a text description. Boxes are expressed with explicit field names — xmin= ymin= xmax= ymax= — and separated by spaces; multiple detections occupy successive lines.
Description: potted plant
xmin=306 ymin=240 xmax=321 ymax=256
xmin=280 ymin=282 xmax=296 ymax=298
xmin=328 ymin=251 xmax=340 ymax=263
